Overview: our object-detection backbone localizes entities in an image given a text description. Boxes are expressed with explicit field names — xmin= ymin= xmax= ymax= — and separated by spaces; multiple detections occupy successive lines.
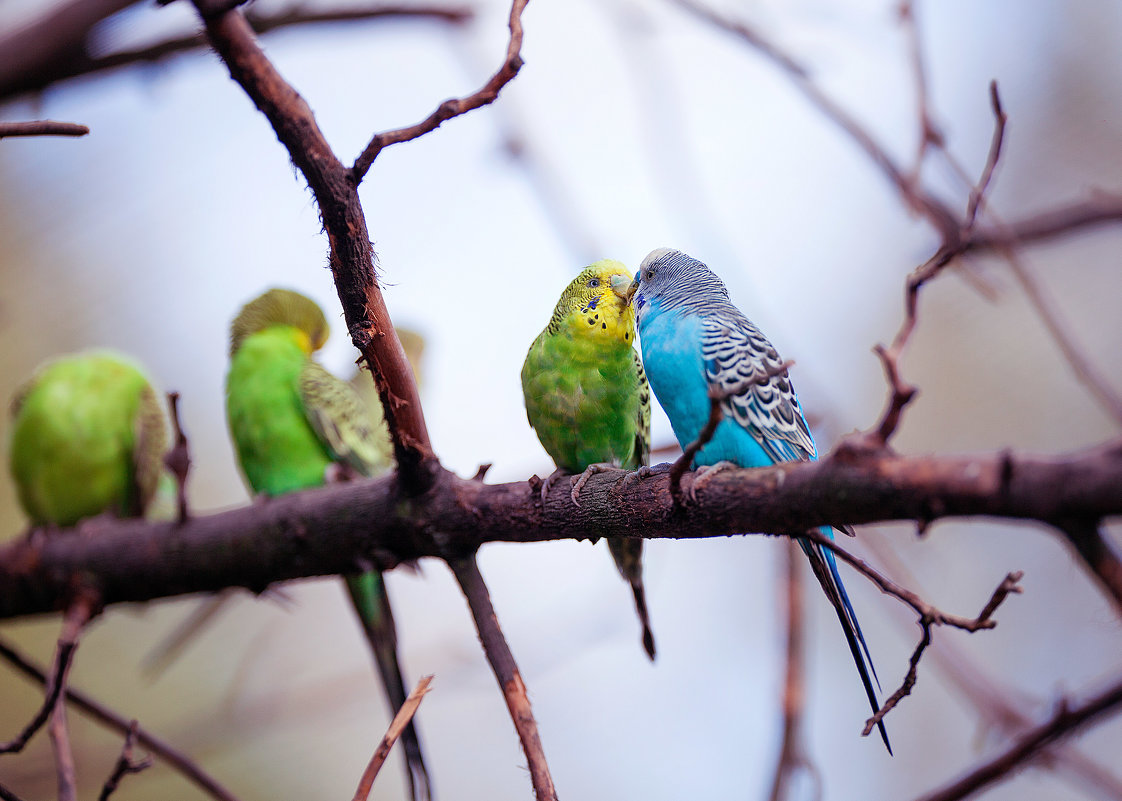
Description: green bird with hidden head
xmin=226 ymin=288 xmax=432 ymax=801
xmin=9 ymin=351 xmax=168 ymax=527
xmin=521 ymin=259 xmax=656 ymax=660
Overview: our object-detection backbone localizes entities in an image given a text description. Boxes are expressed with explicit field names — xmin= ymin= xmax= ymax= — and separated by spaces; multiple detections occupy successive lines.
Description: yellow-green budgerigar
xmin=226 ymin=288 xmax=432 ymax=801
xmin=9 ymin=351 xmax=167 ymax=526
xmin=521 ymin=260 xmax=656 ymax=660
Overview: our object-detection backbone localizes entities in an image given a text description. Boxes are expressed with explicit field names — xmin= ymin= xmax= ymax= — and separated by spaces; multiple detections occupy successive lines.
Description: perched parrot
xmin=628 ymin=248 xmax=890 ymax=752
xmin=521 ymin=260 xmax=656 ymax=660
xmin=226 ymin=288 xmax=432 ymax=801
xmin=8 ymin=351 xmax=167 ymax=527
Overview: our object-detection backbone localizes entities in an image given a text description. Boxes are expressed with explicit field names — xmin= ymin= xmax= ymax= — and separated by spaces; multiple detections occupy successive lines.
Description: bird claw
xmin=570 ymin=463 xmax=615 ymax=507
xmin=539 ymin=467 xmax=569 ymax=505
xmin=616 ymin=462 xmax=671 ymax=490
xmin=689 ymin=461 xmax=737 ymax=502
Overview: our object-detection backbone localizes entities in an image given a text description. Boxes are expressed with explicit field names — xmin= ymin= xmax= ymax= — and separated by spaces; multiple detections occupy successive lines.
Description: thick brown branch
xmin=193 ymin=2 xmax=435 ymax=489
xmin=352 ymin=675 xmax=433 ymax=801
xmin=1 ymin=443 xmax=1119 ymax=620
xmin=351 ymin=0 xmax=528 ymax=182
xmin=0 ymin=121 xmax=89 ymax=138
xmin=914 ymin=676 xmax=1122 ymax=801
xmin=0 ymin=636 xmax=241 ymax=801
xmin=449 ymin=557 xmax=557 ymax=800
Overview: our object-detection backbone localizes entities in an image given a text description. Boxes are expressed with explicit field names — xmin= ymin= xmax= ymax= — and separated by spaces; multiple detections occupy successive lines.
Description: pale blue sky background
xmin=1 ymin=1 xmax=1120 ymax=799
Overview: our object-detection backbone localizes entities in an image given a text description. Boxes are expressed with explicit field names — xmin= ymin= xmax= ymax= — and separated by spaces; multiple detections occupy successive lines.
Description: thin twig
xmin=91 ymin=5 xmax=471 ymax=76
xmin=46 ymin=591 xmax=97 ymax=801
xmin=797 ymin=529 xmax=1021 ymax=733
xmin=98 ymin=721 xmax=153 ymax=801
xmin=1054 ymin=518 xmax=1122 ymax=615
xmin=0 ymin=121 xmax=89 ymax=138
xmin=0 ymin=636 xmax=242 ymax=801
xmin=864 ymin=533 xmax=1122 ymax=799
xmin=448 ymin=556 xmax=558 ymax=801
xmin=914 ymin=676 xmax=1122 ymax=801
xmin=767 ymin=540 xmax=819 ymax=801
xmin=963 ymin=81 xmax=1007 ymax=229
xmin=351 ymin=0 xmax=529 ymax=182
xmin=668 ymin=360 xmax=794 ymax=502
xmin=898 ymin=0 xmax=943 ymax=186
xmin=164 ymin=392 xmax=192 ymax=523
xmin=0 ymin=587 xmax=97 ymax=754
xmin=352 ymin=675 xmax=434 ymax=801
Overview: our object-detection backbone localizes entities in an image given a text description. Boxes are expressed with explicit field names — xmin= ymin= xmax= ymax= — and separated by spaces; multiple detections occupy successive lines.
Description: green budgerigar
xmin=521 ymin=260 xmax=656 ymax=659
xmin=9 ymin=351 xmax=167 ymax=527
xmin=226 ymin=288 xmax=432 ymax=801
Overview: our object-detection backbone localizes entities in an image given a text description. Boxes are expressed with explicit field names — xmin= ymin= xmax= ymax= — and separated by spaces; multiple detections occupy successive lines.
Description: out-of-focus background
xmin=1 ymin=0 xmax=1120 ymax=799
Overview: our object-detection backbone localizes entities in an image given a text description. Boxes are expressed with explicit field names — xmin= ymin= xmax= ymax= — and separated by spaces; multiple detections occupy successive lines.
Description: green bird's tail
xmin=344 ymin=571 xmax=433 ymax=801
xmin=607 ymin=537 xmax=656 ymax=660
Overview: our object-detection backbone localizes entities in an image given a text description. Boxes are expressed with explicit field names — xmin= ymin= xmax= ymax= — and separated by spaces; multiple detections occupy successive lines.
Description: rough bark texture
xmin=2 ymin=442 xmax=1120 ymax=620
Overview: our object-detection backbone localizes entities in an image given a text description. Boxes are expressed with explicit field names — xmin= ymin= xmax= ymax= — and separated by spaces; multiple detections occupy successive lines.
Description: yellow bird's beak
xmin=610 ymin=273 xmax=633 ymax=301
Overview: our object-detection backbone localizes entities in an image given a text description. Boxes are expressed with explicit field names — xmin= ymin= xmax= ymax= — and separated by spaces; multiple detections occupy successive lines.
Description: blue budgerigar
xmin=628 ymin=247 xmax=890 ymax=753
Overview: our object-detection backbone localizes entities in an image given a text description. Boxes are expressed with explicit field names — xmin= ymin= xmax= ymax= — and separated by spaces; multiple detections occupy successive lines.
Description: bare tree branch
xmin=0 ymin=121 xmax=89 ymax=138
xmin=449 ymin=557 xmax=558 ymax=801
xmin=164 ymin=392 xmax=192 ymax=523
xmin=0 ymin=636 xmax=242 ymax=801
xmin=914 ymin=676 xmax=1122 ymax=801
xmin=1 ymin=442 xmax=1119 ymax=620
xmin=76 ymin=4 xmax=472 ymax=91
xmin=0 ymin=588 xmax=97 ymax=754
xmin=98 ymin=721 xmax=152 ymax=801
xmin=767 ymin=540 xmax=819 ymax=801
xmin=191 ymin=1 xmax=435 ymax=490
xmin=798 ymin=529 xmax=1022 ymax=733
xmin=1054 ymin=518 xmax=1122 ymax=616
xmin=351 ymin=0 xmax=528 ymax=182
xmin=352 ymin=675 xmax=433 ymax=801
xmin=864 ymin=535 xmax=1122 ymax=800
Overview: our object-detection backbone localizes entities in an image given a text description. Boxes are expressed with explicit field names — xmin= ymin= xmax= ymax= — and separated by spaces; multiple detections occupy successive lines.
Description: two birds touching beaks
xmin=522 ymin=247 xmax=890 ymax=754
xmin=7 ymin=247 xmax=890 ymax=801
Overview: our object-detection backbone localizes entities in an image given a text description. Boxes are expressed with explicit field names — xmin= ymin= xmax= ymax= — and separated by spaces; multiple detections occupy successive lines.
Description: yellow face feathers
xmin=230 ymin=288 xmax=329 ymax=356
xmin=548 ymin=260 xmax=637 ymax=344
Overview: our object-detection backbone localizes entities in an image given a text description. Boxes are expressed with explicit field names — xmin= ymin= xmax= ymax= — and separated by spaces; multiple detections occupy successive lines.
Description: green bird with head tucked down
xmin=521 ymin=260 xmax=656 ymax=660
xmin=226 ymin=288 xmax=432 ymax=801
xmin=9 ymin=351 xmax=168 ymax=527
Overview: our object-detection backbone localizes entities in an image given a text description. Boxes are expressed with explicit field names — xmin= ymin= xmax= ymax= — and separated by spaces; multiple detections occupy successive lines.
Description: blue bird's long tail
xmin=799 ymin=528 xmax=892 ymax=755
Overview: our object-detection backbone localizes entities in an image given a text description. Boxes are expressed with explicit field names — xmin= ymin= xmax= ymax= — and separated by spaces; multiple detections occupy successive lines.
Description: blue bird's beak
xmin=624 ymin=276 xmax=639 ymax=303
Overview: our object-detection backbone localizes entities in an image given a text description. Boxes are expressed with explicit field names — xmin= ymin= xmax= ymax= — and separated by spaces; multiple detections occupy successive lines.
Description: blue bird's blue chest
xmin=638 ymin=310 xmax=776 ymax=469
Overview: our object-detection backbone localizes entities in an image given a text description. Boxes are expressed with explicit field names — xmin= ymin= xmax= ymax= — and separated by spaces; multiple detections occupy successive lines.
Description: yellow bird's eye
xmin=587 ymin=277 xmax=600 ymax=288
